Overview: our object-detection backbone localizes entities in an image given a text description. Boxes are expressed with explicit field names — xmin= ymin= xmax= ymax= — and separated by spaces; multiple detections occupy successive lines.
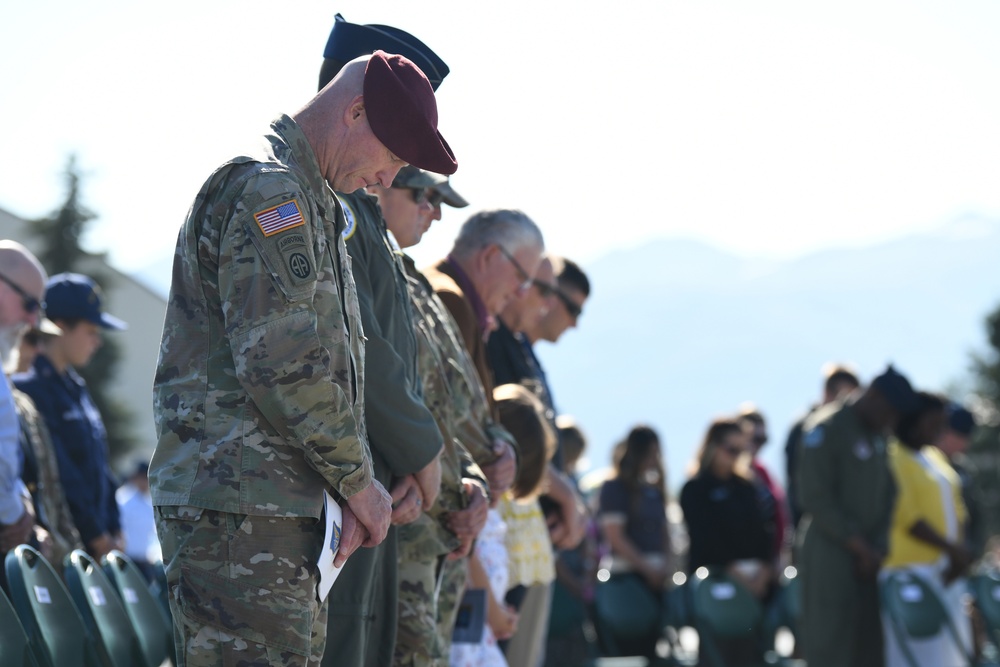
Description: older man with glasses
xmin=0 ymin=240 xmax=48 ymax=592
xmin=424 ymin=209 xmax=545 ymax=419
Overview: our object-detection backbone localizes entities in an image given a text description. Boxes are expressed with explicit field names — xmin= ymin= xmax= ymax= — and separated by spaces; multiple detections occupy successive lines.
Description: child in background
xmin=451 ymin=384 xmax=557 ymax=667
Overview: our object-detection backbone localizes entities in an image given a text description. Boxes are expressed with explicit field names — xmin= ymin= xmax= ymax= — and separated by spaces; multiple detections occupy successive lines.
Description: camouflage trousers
xmin=155 ymin=506 xmax=327 ymax=667
xmin=392 ymin=535 xmax=469 ymax=667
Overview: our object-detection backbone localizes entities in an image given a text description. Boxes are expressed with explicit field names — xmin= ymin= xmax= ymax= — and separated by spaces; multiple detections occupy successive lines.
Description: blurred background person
xmin=739 ymin=405 xmax=789 ymax=568
xmin=883 ymin=391 xmax=972 ymax=667
xmin=681 ymin=417 xmax=775 ymax=666
xmin=596 ymin=425 xmax=673 ymax=660
xmin=936 ymin=402 xmax=981 ymax=558
xmin=545 ymin=416 xmax=600 ymax=666
xmin=14 ymin=272 xmax=127 ymax=560
xmin=0 ymin=240 xmax=48 ymax=592
xmin=116 ymin=460 xmax=160 ymax=582
xmin=8 ymin=320 xmax=84 ymax=574
xmin=796 ymin=365 xmax=917 ymax=667
xmin=785 ymin=363 xmax=861 ymax=532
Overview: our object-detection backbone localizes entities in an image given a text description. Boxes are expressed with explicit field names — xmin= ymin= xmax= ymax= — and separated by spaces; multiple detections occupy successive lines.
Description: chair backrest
xmin=4 ymin=545 xmax=102 ymax=667
xmin=102 ymin=551 xmax=171 ymax=667
xmin=0 ymin=585 xmax=42 ymax=667
xmin=64 ymin=549 xmax=140 ymax=667
xmin=593 ymin=574 xmax=661 ymax=643
xmin=691 ymin=572 xmax=763 ymax=639
xmin=880 ymin=570 xmax=948 ymax=640
xmin=970 ymin=570 xmax=1000 ymax=643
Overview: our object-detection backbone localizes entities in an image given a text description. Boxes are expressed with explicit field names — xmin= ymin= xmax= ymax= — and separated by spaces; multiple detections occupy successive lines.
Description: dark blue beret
xmin=323 ymin=14 xmax=449 ymax=91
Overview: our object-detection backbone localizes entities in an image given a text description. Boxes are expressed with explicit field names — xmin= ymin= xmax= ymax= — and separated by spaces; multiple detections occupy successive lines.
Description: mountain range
xmin=133 ymin=214 xmax=1000 ymax=493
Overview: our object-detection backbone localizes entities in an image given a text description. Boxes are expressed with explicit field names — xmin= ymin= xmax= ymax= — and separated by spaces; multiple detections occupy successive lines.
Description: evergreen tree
xmin=27 ymin=155 xmax=137 ymax=462
xmin=968 ymin=302 xmax=1000 ymax=550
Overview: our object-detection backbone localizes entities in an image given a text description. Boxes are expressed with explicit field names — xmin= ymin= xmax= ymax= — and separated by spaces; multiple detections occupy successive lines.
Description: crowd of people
xmin=0 ymin=244 xmax=159 ymax=589
xmin=0 ymin=12 xmax=994 ymax=667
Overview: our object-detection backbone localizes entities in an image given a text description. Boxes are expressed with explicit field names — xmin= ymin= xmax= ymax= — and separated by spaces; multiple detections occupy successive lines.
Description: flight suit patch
xmin=803 ymin=426 xmax=824 ymax=448
xmin=337 ymin=194 xmax=359 ymax=241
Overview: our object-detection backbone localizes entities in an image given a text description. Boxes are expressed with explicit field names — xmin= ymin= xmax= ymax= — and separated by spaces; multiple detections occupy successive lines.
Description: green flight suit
xmin=322 ymin=192 xmax=444 ymax=667
xmin=797 ymin=397 xmax=897 ymax=667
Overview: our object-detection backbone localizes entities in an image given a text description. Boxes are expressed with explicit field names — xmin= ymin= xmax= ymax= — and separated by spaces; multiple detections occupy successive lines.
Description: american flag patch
xmin=254 ymin=200 xmax=305 ymax=237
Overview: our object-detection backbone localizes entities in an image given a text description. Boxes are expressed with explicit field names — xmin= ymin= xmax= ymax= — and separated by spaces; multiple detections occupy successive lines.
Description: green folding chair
xmin=64 ymin=549 xmax=141 ymax=667
xmin=4 ymin=544 xmax=103 ymax=667
xmin=102 ymin=550 xmax=172 ymax=667
xmin=970 ymin=570 xmax=1000 ymax=649
xmin=879 ymin=569 xmax=973 ymax=667
xmin=690 ymin=571 xmax=766 ymax=667
xmin=0 ymin=585 xmax=42 ymax=667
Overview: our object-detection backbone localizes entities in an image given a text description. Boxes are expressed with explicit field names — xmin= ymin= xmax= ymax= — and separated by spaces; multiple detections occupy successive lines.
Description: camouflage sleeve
xmin=222 ymin=182 xmax=372 ymax=498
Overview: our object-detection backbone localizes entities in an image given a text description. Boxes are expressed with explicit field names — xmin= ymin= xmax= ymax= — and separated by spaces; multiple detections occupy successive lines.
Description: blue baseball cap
xmin=870 ymin=364 xmax=919 ymax=414
xmin=44 ymin=273 xmax=127 ymax=331
xmin=947 ymin=403 xmax=976 ymax=436
xmin=323 ymin=13 xmax=450 ymax=91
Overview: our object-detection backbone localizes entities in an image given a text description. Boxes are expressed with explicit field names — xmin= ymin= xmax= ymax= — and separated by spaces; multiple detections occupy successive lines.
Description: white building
xmin=1 ymin=205 xmax=167 ymax=468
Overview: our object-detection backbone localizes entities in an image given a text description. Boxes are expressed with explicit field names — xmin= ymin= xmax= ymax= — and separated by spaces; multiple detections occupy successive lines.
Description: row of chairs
xmin=592 ymin=565 xmax=1000 ymax=667
xmin=882 ymin=568 xmax=1000 ymax=667
xmin=1 ymin=545 xmax=172 ymax=667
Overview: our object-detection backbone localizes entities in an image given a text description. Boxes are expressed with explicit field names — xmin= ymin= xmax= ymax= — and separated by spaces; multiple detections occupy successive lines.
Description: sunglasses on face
xmin=532 ymin=279 xmax=557 ymax=298
xmin=0 ymin=272 xmax=42 ymax=314
xmin=555 ymin=289 xmax=583 ymax=319
xmin=405 ymin=188 xmax=429 ymax=205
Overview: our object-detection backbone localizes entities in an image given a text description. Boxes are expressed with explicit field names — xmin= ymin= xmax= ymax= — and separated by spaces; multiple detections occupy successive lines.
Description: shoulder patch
xmin=803 ymin=426 xmax=825 ymax=448
xmin=337 ymin=195 xmax=358 ymax=241
xmin=254 ymin=200 xmax=305 ymax=237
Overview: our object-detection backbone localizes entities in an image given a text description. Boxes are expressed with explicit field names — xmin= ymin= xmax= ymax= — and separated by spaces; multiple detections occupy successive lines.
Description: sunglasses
xmin=532 ymin=279 xmax=557 ymax=298
xmin=0 ymin=272 xmax=43 ymax=314
xmin=496 ymin=246 xmax=534 ymax=292
xmin=555 ymin=289 xmax=583 ymax=319
xmin=405 ymin=188 xmax=445 ymax=208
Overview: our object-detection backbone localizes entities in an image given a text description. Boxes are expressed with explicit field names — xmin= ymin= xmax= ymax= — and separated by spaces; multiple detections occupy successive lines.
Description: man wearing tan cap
xmin=150 ymin=50 xmax=456 ymax=666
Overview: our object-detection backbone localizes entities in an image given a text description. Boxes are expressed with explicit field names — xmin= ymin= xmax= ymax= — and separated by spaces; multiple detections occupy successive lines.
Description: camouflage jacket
xmin=150 ymin=115 xmax=371 ymax=518
xmin=13 ymin=388 xmax=83 ymax=565
xmin=337 ymin=191 xmax=441 ymax=478
xmin=400 ymin=254 xmax=511 ymax=559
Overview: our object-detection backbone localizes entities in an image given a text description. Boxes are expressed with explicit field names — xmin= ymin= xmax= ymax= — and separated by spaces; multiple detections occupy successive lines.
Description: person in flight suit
xmin=796 ymin=365 xmax=919 ymax=667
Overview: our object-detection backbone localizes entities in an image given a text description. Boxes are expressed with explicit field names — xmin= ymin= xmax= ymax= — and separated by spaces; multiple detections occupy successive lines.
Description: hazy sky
xmin=3 ymin=0 xmax=1000 ymax=276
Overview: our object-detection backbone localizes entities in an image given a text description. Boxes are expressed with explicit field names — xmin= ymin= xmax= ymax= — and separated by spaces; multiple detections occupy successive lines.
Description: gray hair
xmin=451 ymin=209 xmax=544 ymax=259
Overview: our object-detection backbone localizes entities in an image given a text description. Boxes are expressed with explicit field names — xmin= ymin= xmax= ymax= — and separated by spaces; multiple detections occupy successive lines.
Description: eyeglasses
xmin=719 ymin=443 xmax=744 ymax=457
xmin=555 ymin=289 xmax=583 ymax=319
xmin=496 ymin=245 xmax=534 ymax=292
xmin=0 ymin=272 xmax=43 ymax=314
xmin=405 ymin=188 xmax=445 ymax=208
xmin=532 ymin=279 xmax=557 ymax=298
xmin=406 ymin=188 xmax=429 ymax=205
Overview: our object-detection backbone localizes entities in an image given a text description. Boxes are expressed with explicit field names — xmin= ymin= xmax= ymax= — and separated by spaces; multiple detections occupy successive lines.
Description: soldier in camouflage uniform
xmin=367 ymin=167 xmax=517 ymax=665
xmin=149 ymin=52 xmax=455 ymax=667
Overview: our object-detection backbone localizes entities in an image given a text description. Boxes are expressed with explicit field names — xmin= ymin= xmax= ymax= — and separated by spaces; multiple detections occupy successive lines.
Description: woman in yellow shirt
xmin=884 ymin=391 xmax=973 ymax=667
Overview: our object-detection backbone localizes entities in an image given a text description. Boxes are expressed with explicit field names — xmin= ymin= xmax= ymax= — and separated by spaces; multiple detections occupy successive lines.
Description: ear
xmin=344 ymin=95 xmax=366 ymax=125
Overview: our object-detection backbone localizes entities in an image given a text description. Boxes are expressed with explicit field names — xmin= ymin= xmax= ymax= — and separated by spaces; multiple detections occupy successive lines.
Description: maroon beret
xmin=364 ymin=50 xmax=457 ymax=175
